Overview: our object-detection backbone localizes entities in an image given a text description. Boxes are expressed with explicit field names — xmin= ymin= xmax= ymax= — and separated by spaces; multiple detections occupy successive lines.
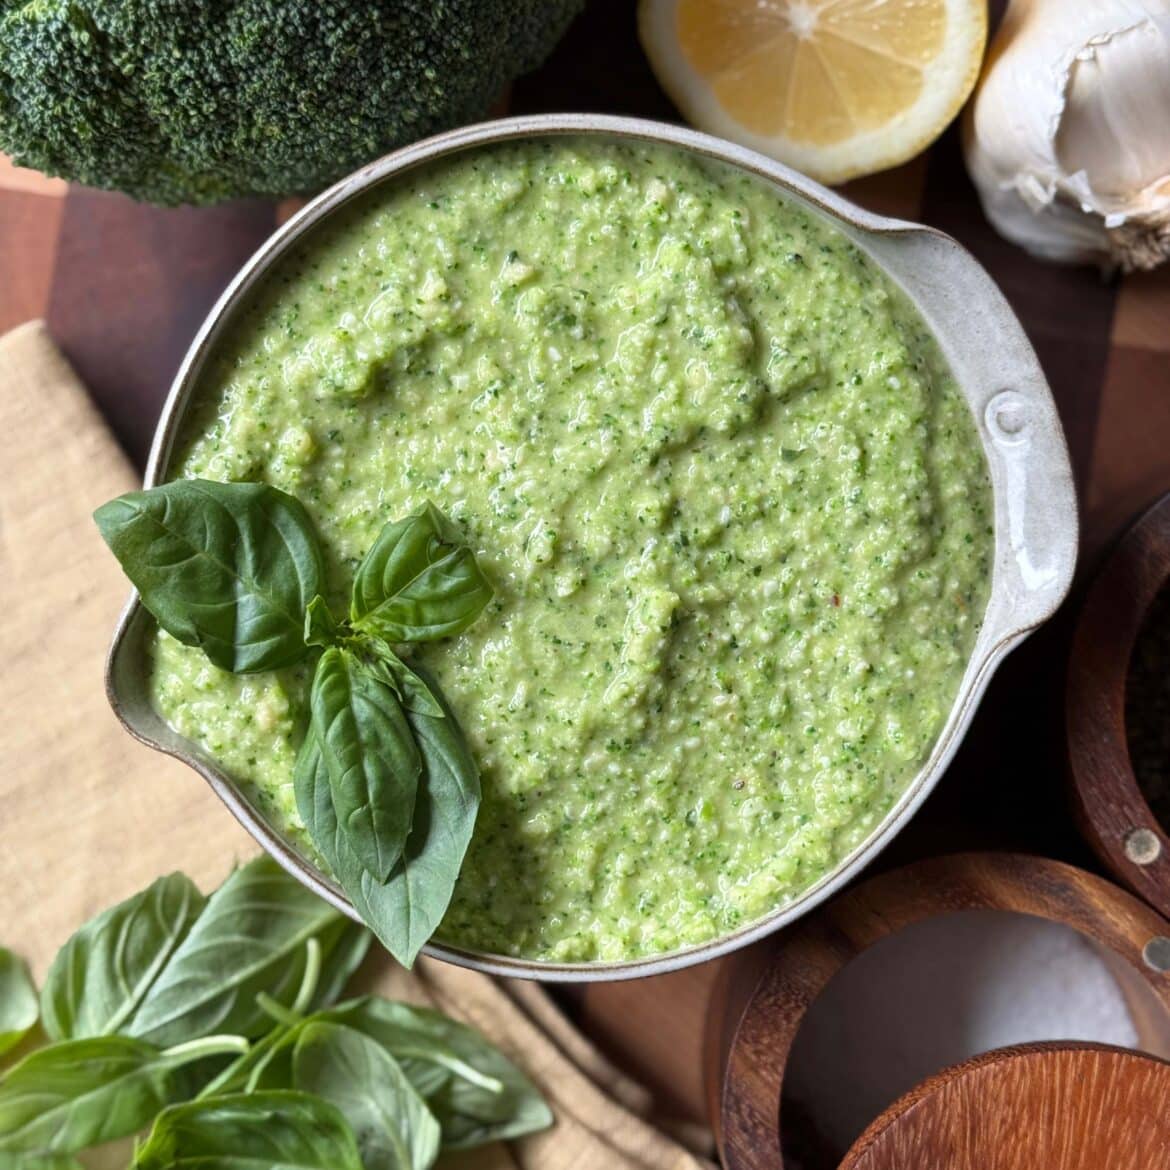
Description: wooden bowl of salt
xmin=705 ymin=852 xmax=1170 ymax=1169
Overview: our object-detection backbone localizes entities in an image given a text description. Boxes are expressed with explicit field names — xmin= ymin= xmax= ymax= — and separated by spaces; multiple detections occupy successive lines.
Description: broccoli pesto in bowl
xmin=150 ymin=138 xmax=993 ymax=963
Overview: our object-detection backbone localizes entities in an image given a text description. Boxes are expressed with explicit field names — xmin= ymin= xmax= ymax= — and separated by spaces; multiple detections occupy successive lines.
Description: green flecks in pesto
xmin=149 ymin=138 xmax=993 ymax=963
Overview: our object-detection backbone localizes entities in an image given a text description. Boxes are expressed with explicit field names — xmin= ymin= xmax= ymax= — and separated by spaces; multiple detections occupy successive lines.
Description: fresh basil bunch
xmin=95 ymin=481 xmax=492 ymax=967
xmin=0 ymin=862 xmax=551 ymax=1166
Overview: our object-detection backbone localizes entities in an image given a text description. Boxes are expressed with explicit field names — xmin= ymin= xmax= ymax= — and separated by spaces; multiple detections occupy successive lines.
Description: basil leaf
xmin=127 ymin=857 xmax=352 ymax=1048
xmin=311 ymin=648 xmax=421 ymax=882
xmin=94 ymin=479 xmax=325 ymax=673
xmin=304 ymin=595 xmax=340 ymax=650
xmin=308 ymin=922 xmax=372 ymax=1014
xmin=0 ymin=1153 xmax=83 ymax=1170
xmin=294 ymin=734 xmax=349 ymax=888
xmin=41 ymin=873 xmax=206 ymax=1042
xmin=0 ymin=1037 xmax=178 ymax=1153
xmin=350 ymin=504 xmax=492 ymax=643
xmin=416 ymin=1040 xmax=552 ymax=1149
xmin=361 ymin=643 xmax=444 ymax=719
xmin=133 ymin=1091 xmax=363 ymax=1170
xmin=296 ymin=668 xmax=479 ymax=968
xmin=320 ymin=998 xmax=552 ymax=1150
xmin=0 ymin=950 xmax=37 ymax=1059
xmin=293 ymin=1022 xmax=440 ymax=1170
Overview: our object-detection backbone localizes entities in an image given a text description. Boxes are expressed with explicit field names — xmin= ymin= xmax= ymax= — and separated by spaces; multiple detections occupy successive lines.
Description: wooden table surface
xmin=3 ymin=0 xmax=1169 ymax=1133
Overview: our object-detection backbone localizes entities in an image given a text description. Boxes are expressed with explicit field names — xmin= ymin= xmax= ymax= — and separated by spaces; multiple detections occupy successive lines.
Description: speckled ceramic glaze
xmin=106 ymin=115 xmax=1078 ymax=982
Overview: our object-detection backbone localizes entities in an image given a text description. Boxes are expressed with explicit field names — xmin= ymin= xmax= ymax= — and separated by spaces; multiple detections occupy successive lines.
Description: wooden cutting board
xmin=1 ymin=1 xmax=1169 ymax=1128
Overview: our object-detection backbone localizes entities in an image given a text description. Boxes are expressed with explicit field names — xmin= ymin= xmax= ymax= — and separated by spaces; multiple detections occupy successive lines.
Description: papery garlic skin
xmin=965 ymin=0 xmax=1170 ymax=271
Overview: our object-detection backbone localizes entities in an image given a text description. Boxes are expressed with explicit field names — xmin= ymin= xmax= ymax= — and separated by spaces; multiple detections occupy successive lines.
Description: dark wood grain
xmin=1086 ymin=347 xmax=1170 ymax=550
xmin=840 ymin=1043 xmax=1170 ymax=1170
xmin=709 ymin=853 xmax=1170 ymax=1170
xmin=1068 ymin=494 xmax=1170 ymax=917
xmin=45 ymin=191 xmax=276 ymax=463
xmin=0 ymin=189 xmax=65 ymax=334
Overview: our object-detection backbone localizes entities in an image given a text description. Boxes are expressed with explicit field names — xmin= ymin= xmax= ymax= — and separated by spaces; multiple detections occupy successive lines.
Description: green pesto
xmin=150 ymin=139 xmax=993 ymax=962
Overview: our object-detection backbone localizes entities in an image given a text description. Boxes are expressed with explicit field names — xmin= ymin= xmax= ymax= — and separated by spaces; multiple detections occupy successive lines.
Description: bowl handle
xmin=859 ymin=224 xmax=1079 ymax=644
xmin=980 ymin=383 xmax=1078 ymax=640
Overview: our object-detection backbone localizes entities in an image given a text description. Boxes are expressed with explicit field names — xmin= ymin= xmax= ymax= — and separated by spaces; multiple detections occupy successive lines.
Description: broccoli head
xmin=0 ymin=0 xmax=583 ymax=204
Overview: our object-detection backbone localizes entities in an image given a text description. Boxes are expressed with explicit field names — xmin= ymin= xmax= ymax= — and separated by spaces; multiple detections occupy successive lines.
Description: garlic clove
xmin=964 ymin=0 xmax=1170 ymax=272
xmin=1056 ymin=16 xmax=1170 ymax=204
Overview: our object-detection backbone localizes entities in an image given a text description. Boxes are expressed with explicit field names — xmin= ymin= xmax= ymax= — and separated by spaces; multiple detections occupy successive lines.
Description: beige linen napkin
xmin=0 ymin=320 xmax=716 ymax=1170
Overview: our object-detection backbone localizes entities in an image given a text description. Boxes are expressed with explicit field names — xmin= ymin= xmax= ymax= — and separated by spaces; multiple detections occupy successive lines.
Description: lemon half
xmin=639 ymin=0 xmax=988 ymax=184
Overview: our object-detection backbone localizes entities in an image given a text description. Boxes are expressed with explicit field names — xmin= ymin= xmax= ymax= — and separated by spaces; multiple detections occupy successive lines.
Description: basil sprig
xmin=96 ymin=481 xmax=492 ymax=967
xmin=295 ymin=670 xmax=481 ymax=975
xmin=0 ymin=864 xmax=551 ymax=1164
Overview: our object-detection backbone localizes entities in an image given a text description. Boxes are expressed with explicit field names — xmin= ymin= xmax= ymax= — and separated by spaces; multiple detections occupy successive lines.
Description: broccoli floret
xmin=0 ymin=0 xmax=582 ymax=205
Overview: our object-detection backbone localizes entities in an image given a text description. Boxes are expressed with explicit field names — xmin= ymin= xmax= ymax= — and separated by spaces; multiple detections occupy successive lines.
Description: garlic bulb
xmin=964 ymin=0 xmax=1170 ymax=271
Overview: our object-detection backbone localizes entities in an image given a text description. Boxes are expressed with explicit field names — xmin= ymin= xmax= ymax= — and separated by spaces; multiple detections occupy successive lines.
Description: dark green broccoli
xmin=0 ymin=0 xmax=582 ymax=205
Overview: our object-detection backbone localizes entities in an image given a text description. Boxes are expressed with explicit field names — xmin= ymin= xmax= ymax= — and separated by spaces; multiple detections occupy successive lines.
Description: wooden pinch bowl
xmin=839 ymin=1042 xmax=1170 ymax=1170
xmin=1067 ymin=491 xmax=1170 ymax=918
xmin=705 ymin=852 xmax=1170 ymax=1170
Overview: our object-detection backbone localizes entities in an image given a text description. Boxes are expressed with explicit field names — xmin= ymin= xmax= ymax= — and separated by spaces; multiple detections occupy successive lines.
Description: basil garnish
xmin=94 ymin=480 xmax=325 ymax=673
xmin=7 ymin=867 xmax=551 ymax=1164
xmin=350 ymin=503 xmax=493 ymax=643
xmin=364 ymin=643 xmax=444 ymax=719
xmin=312 ymin=648 xmax=421 ymax=883
xmin=295 ymin=664 xmax=479 ymax=968
xmin=96 ymin=487 xmax=492 ymax=966
xmin=305 ymin=595 xmax=340 ymax=649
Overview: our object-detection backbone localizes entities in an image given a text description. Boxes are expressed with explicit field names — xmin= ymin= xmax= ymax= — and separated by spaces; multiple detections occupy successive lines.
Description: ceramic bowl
xmin=107 ymin=114 xmax=1078 ymax=981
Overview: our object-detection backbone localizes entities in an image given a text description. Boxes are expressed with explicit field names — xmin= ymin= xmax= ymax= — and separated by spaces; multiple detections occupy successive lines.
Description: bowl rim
xmin=107 ymin=112 xmax=1079 ymax=982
